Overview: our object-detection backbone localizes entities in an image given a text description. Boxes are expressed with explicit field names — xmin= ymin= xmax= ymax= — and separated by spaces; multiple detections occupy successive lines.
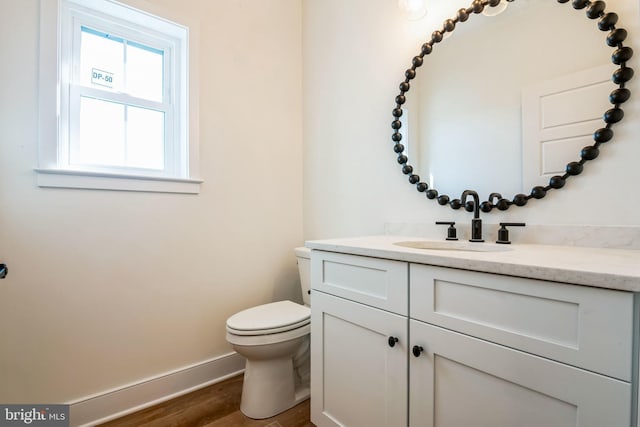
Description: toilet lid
xmin=226 ymin=301 xmax=310 ymax=335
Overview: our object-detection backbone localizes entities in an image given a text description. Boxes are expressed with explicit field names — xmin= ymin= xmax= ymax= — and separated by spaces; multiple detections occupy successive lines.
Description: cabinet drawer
xmin=410 ymin=264 xmax=634 ymax=381
xmin=311 ymin=251 xmax=408 ymax=315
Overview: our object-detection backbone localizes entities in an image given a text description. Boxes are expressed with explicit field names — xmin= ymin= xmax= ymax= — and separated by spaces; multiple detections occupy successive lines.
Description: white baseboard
xmin=69 ymin=352 xmax=245 ymax=427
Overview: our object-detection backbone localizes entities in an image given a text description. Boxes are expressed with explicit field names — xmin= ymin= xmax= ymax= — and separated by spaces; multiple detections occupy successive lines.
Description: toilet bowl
xmin=225 ymin=247 xmax=311 ymax=419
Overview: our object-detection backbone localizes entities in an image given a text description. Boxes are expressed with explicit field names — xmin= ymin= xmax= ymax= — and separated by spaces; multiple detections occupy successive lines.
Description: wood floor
xmin=99 ymin=374 xmax=314 ymax=427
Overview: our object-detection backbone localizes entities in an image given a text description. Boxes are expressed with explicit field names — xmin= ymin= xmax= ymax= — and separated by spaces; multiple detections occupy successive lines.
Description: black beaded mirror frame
xmin=391 ymin=0 xmax=634 ymax=213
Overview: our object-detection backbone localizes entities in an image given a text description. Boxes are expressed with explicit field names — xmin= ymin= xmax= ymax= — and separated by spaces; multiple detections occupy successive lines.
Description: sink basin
xmin=394 ymin=240 xmax=513 ymax=252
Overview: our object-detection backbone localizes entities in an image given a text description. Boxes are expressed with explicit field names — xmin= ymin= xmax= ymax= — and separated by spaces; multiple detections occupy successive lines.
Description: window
xmin=37 ymin=0 xmax=201 ymax=193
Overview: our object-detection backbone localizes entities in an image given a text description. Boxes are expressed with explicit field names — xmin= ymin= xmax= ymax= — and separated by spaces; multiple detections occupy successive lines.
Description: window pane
xmin=79 ymin=26 xmax=165 ymax=102
xmin=75 ymin=98 xmax=165 ymax=170
xmin=126 ymin=43 xmax=164 ymax=102
xmin=80 ymin=27 xmax=124 ymax=92
xmin=126 ymin=107 xmax=165 ymax=170
xmin=75 ymin=97 xmax=125 ymax=166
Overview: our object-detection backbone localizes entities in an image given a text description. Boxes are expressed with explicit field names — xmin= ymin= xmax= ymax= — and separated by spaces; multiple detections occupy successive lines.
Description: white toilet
xmin=225 ymin=247 xmax=311 ymax=419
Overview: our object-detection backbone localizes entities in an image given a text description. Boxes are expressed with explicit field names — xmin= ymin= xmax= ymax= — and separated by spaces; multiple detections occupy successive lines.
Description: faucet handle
xmin=436 ymin=221 xmax=458 ymax=241
xmin=496 ymin=222 xmax=526 ymax=244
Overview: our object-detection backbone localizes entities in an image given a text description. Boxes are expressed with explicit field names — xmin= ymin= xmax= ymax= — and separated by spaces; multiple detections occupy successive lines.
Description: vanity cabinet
xmin=310 ymin=250 xmax=636 ymax=427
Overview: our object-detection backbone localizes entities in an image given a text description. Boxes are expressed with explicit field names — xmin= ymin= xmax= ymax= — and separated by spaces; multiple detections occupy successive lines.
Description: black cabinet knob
xmin=388 ymin=336 xmax=399 ymax=348
xmin=412 ymin=345 xmax=424 ymax=357
xmin=0 ymin=264 xmax=7 ymax=279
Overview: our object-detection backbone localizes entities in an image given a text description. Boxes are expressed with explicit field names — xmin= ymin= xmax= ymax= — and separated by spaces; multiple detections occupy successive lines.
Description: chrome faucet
xmin=461 ymin=190 xmax=484 ymax=242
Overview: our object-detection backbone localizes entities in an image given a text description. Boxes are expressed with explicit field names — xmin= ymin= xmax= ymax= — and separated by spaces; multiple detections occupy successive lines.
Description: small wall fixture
xmin=398 ymin=0 xmax=427 ymax=21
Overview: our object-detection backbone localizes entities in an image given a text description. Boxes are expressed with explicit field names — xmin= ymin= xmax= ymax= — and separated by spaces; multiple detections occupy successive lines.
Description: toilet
xmin=225 ymin=247 xmax=311 ymax=419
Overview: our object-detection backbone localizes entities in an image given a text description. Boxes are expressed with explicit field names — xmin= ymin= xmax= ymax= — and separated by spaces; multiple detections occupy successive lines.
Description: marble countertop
xmin=305 ymin=235 xmax=640 ymax=292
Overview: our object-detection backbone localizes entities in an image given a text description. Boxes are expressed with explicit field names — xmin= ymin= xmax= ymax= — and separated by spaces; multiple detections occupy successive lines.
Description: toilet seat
xmin=226 ymin=323 xmax=310 ymax=347
xmin=226 ymin=300 xmax=310 ymax=336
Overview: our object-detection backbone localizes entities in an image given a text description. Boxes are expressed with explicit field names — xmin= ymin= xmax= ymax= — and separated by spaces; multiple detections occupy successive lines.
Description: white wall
xmin=303 ymin=0 xmax=640 ymax=240
xmin=0 ymin=0 xmax=302 ymax=404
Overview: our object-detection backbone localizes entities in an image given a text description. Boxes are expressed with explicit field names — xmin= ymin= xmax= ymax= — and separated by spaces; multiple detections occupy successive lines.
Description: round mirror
xmin=392 ymin=0 xmax=633 ymax=212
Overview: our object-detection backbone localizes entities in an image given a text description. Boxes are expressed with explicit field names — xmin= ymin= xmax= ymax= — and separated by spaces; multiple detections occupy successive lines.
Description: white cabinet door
xmin=311 ymin=291 xmax=408 ymax=427
xmin=409 ymin=320 xmax=631 ymax=427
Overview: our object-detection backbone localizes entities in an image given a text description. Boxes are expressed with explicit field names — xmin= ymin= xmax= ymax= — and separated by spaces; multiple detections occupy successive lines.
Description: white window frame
xmin=37 ymin=0 xmax=202 ymax=194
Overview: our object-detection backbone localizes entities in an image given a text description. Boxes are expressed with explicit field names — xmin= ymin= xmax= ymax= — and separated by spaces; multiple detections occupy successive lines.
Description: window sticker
xmin=91 ymin=68 xmax=114 ymax=88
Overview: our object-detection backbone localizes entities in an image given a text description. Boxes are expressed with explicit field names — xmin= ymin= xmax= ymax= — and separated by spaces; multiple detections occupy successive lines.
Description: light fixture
xmin=398 ymin=0 xmax=427 ymax=21
xmin=482 ymin=0 xmax=513 ymax=17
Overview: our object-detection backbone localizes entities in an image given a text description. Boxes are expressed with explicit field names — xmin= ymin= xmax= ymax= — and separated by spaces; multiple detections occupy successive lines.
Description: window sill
xmin=35 ymin=168 xmax=202 ymax=194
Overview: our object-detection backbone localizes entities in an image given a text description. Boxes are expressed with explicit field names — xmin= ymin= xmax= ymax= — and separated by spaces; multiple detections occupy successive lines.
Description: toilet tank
xmin=294 ymin=247 xmax=311 ymax=306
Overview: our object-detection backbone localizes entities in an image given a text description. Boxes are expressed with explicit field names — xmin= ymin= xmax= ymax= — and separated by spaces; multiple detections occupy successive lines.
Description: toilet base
xmin=240 ymin=356 xmax=310 ymax=419
xmin=234 ymin=336 xmax=310 ymax=419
